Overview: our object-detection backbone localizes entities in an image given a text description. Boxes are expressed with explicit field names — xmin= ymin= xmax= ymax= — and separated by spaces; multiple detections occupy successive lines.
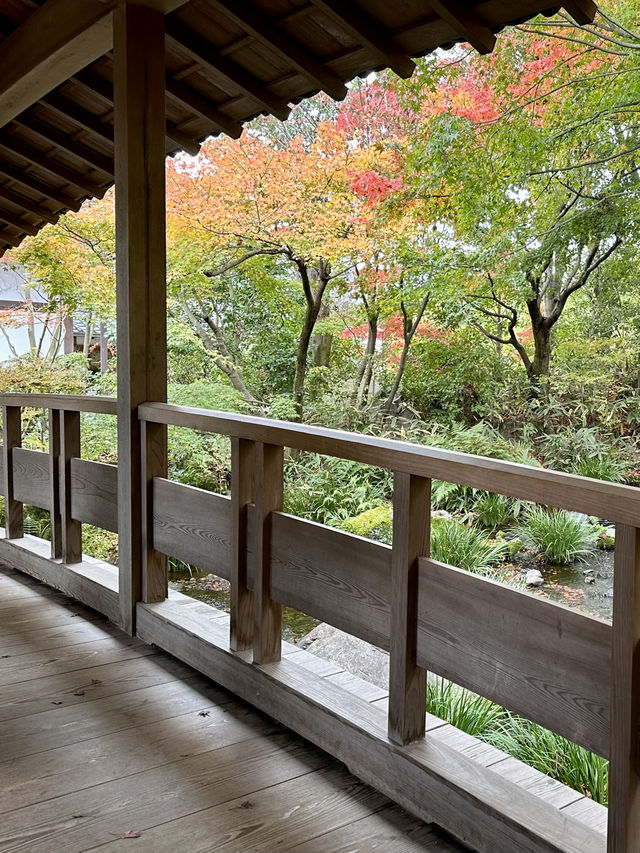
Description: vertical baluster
xmin=60 ymin=410 xmax=82 ymax=564
xmin=230 ymin=437 xmax=255 ymax=652
xmin=141 ymin=419 xmax=168 ymax=603
xmin=253 ymin=442 xmax=283 ymax=665
xmin=2 ymin=405 xmax=23 ymax=539
xmin=49 ymin=408 xmax=62 ymax=558
xmin=388 ymin=471 xmax=430 ymax=745
xmin=608 ymin=523 xmax=640 ymax=853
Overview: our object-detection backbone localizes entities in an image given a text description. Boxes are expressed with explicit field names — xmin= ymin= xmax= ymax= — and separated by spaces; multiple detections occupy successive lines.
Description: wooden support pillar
xmin=253 ymin=442 xmax=283 ymax=665
xmin=230 ymin=437 xmax=255 ymax=652
xmin=2 ymin=405 xmax=22 ymax=539
xmin=388 ymin=471 xmax=430 ymax=745
xmin=99 ymin=322 xmax=109 ymax=373
xmin=114 ymin=1 xmax=168 ymax=634
xmin=60 ymin=410 xmax=82 ymax=563
xmin=141 ymin=419 xmax=167 ymax=603
xmin=48 ymin=409 xmax=62 ymax=559
xmin=608 ymin=523 xmax=640 ymax=853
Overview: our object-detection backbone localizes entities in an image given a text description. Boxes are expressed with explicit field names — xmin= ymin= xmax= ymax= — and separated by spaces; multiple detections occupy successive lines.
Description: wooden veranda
xmin=0 ymin=1 xmax=637 ymax=852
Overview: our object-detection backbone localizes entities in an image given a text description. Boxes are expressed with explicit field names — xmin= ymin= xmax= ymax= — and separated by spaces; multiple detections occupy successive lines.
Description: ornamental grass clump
xmin=430 ymin=520 xmax=507 ymax=575
xmin=518 ymin=507 xmax=597 ymax=565
xmin=427 ymin=679 xmax=503 ymax=737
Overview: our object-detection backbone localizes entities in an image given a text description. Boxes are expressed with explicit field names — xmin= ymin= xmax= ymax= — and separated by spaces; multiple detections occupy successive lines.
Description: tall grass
xmin=431 ymin=521 xmax=507 ymax=575
xmin=518 ymin=507 xmax=596 ymax=565
xmin=427 ymin=679 xmax=503 ymax=737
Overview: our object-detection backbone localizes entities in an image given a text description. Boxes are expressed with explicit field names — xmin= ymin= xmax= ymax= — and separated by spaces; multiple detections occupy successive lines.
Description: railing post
xmin=388 ymin=471 xmax=430 ymax=745
xmin=608 ymin=523 xmax=640 ymax=853
xmin=59 ymin=410 xmax=82 ymax=564
xmin=2 ymin=405 xmax=23 ymax=539
xmin=253 ymin=441 xmax=283 ymax=665
xmin=141 ymin=419 xmax=167 ymax=603
xmin=48 ymin=408 xmax=62 ymax=559
xmin=231 ymin=437 xmax=255 ymax=652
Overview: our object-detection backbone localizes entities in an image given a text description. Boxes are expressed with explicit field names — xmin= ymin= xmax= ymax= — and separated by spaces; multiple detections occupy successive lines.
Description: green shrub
xmin=518 ymin=507 xmax=597 ymax=565
xmin=485 ymin=714 xmax=609 ymax=805
xmin=573 ymin=452 xmax=626 ymax=483
xmin=431 ymin=521 xmax=507 ymax=575
xmin=341 ymin=505 xmax=393 ymax=544
xmin=427 ymin=679 xmax=504 ymax=737
xmin=473 ymin=492 xmax=514 ymax=531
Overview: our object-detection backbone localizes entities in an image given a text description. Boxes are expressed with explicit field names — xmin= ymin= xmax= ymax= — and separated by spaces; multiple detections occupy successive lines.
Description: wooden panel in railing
xmin=12 ymin=447 xmax=50 ymax=509
xmin=416 ymin=558 xmax=611 ymax=757
xmin=139 ymin=402 xmax=640 ymax=525
xmin=269 ymin=512 xmax=392 ymax=651
xmin=69 ymin=458 xmax=118 ymax=533
xmin=0 ymin=393 xmax=117 ymax=414
xmin=152 ymin=477 xmax=232 ymax=579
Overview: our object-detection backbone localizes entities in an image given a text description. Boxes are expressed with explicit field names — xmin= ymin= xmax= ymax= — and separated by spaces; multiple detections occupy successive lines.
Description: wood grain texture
xmin=253 ymin=442 xmax=283 ymax=664
xmin=2 ymin=405 xmax=23 ymax=538
xmin=137 ymin=599 xmax=606 ymax=853
xmin=141 ymin=419 xmax=168 ymax=603
xmin=230 ymin=437 xmax=254 ymax=651
xmin=61 ymin=411 xmax=82 ymax=562
xmin=139 ymin=402 xmax=640 ymax=525
xmin=0 ymin=393 xmax=117 ymax=414
xmin=114 ymin=1 xmax=167 ymax=634
xmin=69 ymin=457 xmax=118 ymax=532
xmin=48 ymin=409 xmax=62 ymax=559
xmin=607 ymin=524 xmax=640 ymax=852
xmin=416 ymin=558 xmax=611 ymax=757
xmin=152 ymin=477 xmax=232 ymax=578
xmin=388 ymin=472 xmax=429 ymax=745
xmin=269 ymin=511 xmax=391 ymax=650
xmin=11 ymin=447 xmax=50 ymax=509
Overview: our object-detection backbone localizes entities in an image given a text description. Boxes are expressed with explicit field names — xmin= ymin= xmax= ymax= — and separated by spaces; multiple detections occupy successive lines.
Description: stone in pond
xmin=605 ymin=588 xmax=614 ymax=598
xmin=525 ymin=569 xmax=544 ymax=587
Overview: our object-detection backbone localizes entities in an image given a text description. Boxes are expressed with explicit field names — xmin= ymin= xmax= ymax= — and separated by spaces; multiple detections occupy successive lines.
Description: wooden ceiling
xmin=0 ymin=0 xmax=596 ymax=256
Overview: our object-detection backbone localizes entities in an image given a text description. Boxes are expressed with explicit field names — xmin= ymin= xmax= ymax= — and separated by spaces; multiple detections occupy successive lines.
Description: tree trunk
xmin=382 ymin=292 xmax=430 ymax=415
xmin=353 ymin=312 xmax=378 ymax=407
xmin=83 ymin=313 xmax=93 ymax=360
xmin=292 ymin=258 xmax=330 ymax=421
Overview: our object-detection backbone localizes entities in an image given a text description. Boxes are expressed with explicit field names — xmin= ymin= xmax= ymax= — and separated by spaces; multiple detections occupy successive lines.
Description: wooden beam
xmin=253 ymin=442 xmax=283 ymax=664
xmin=209 ymin=0 xmax=347 ymax=101
xmin=165 ymin=76 xmax=243 ymax=139
xmin=0 ymin=159 xmax=82 ymax=210
xmin=230 ymin=437 xmax=254 ymax=651
xmin=562 ymin=0 xmax=598 ymax=25
xmin=14 ymin=113 xmax=114 ymax=175
xmin=388 ymin=472 xmax=429 ymax=745
xmin=114 ymin=1 xmax=168 ymax=634
xmin=0 ymin=0 xmax=117 ymax=129
xmin=310 ymin=0 xmax=415 ymax=79
xmin=39 ymin=91 xmax=115 ymax=145
xmin=166 ymin=21 xmax=291 ymax=121
xmin=0 ymin=229 xmax=23 ymax=248
xmin=0 ymin=135 xmax=106 ymax=198
xmin=608 ymin=524 xmax=640 ymax=853
xmin=0 ymin=205 xmax=38 ymax=236
xmin=0 ymin=184 xmax=58 ymax=225
xmin=3 ymin=405 xmax=23 ymax=539
xmin=428 ymin=0 xmax=496 ymax=55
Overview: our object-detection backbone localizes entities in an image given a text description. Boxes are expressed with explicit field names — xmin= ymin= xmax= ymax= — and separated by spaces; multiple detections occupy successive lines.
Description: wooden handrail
xmin=139 ymin=401 xmax=640 ymax=525
xmin=0 ymin=393 xmax=117 ymax=415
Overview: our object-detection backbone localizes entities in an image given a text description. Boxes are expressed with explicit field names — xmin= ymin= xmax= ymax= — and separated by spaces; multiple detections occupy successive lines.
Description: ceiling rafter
xmin=309 ymin=0 xmax=415 ymax=78
xmin=13 ymin=112 xmax=113 ymax=174
xmin=0 ymin=132 xmax=106 ymax=196
xmin=165 ymin=75 xmax=242 ymax=139
xmin=166 ymin=19 xmax=291 ymax=121
xmin=428 ymin=0 xmax=496 ymax=55
xmin=0 ymin=182 xmax=58 ymax=224
xmin=209 ymin=0 xmax=347 ymax=102
xmin=0 ymin=158 xmax=82 ymax=209
xmin=0 ymin=205 xmax=38 ymax=235
xmin=40 ymin=90 xmax=114 ymax=145
xmin=0 ymin=227 xmax=24 ymax=247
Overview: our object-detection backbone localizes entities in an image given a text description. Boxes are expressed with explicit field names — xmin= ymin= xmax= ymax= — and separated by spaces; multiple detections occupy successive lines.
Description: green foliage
xmin=431 ymin=520 xmax=507 ymax=575
xmin=485 ymin=715 xmax=609 ymax=805
xmin=427 ymin=679 xmax=504 ymax=738
xmin=284 ymin=454 xmax=392 ymax=526
xmin=473 ymin=492 xmax=514 ymax=531
xmin=340 ymin=504 xmax=393 ymax=544
xmin=268 ymin=395 xmax=299 ymax=422
xmin=518 ymin=508 xmax=597 ymax=565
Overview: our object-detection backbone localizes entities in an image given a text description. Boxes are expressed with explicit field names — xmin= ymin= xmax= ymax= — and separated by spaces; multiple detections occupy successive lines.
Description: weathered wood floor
xmin=0 ymin=565 xmax=468 ymax=853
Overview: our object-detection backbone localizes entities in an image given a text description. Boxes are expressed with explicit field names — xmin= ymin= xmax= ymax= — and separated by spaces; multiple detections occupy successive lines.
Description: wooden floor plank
xmin=292 ymin=803 xmax=463 ymax=853
xmin=0 ymin=676 xmax=230 ymax=761
xmin=0 ymin=617 xmax=120 ymax=658
xmin=0 ymin=734 xmax=330 ymax=853
xmin=0 ymin=635 xmax=155 ymax=686
xmin=0 ymin=652 xmax=200 ymax=721
xmin=0 ymin=701 xmax=278 ymax=814
xmin=86 ymin=764 xmax=391 ymax=853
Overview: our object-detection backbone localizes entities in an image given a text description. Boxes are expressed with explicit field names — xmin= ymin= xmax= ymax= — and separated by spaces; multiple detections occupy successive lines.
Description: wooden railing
xmin=2 ymin=393 xmax=639 ymax=853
